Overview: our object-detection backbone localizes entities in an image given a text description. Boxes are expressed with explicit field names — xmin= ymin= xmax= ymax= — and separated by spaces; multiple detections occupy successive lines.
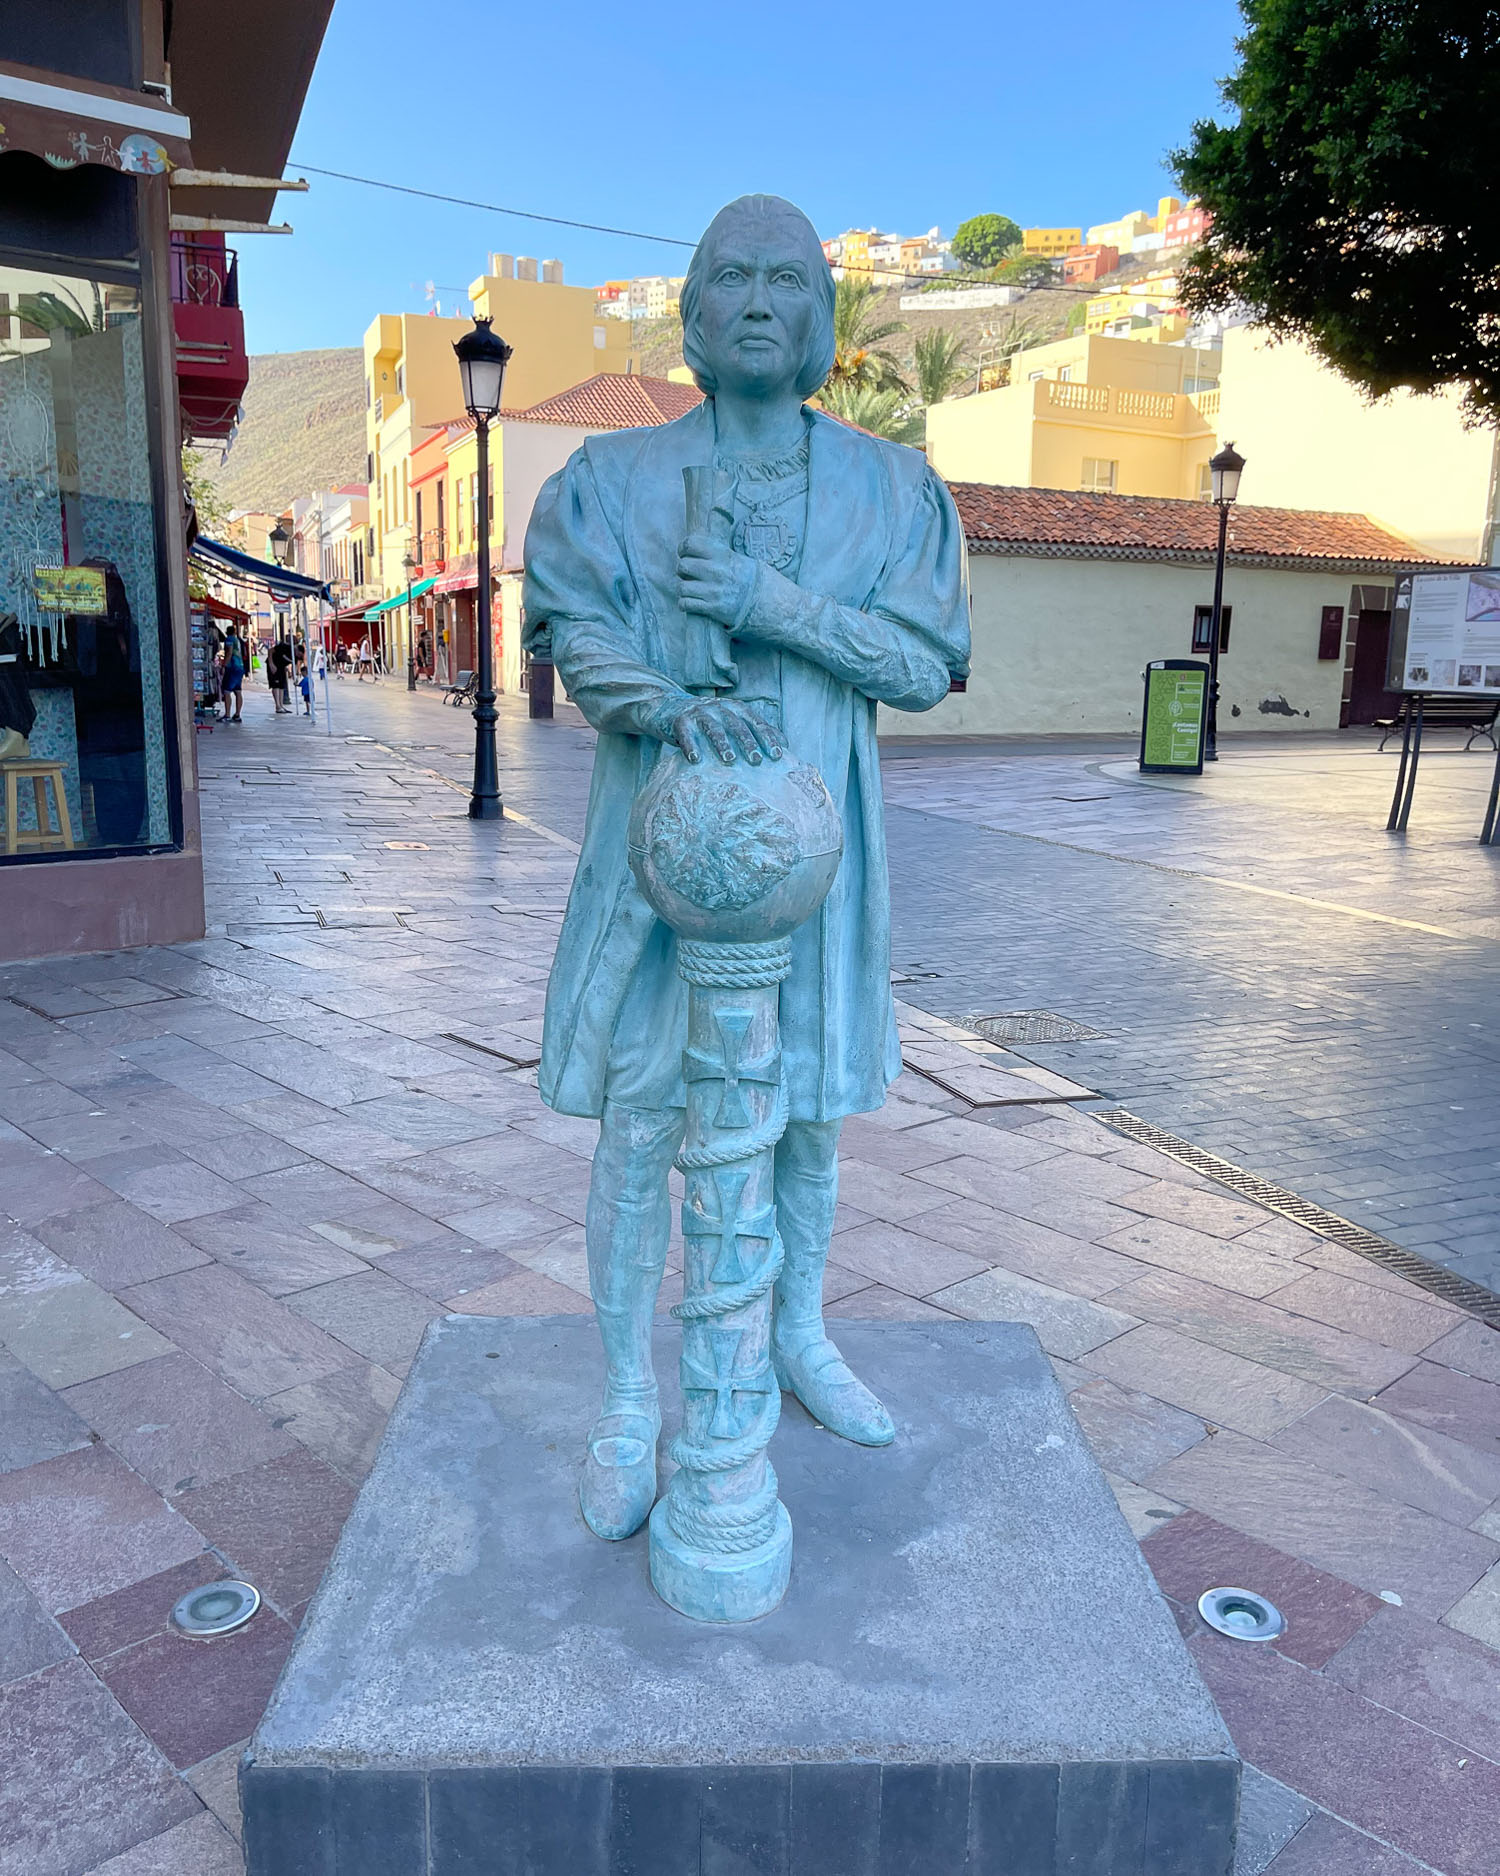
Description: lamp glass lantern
xmin=402 ymin=552 xmax=417 ymax=578
xmin=268 ymin=520 xmax=291 ymax=566
xmin=1209 ymin=440 xmax=1245 ymax=506
xmin=454 ymin=317 xmax=514 ymax=423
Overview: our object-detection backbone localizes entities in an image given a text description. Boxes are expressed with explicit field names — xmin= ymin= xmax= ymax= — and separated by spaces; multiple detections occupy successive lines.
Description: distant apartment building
xmin=1022 ymin=227 xmax=1082 ymax=257
xmin=1086 ymin=210 xmax=1152 ymax=250
xmin=1084 ymin=269 xmax=1183 ymax=335
xmin=1062 ymin=245 xmax=1119 ymax=286
xmin=626 ymin=275 xmax=685 ymax=321
xmin=1162 ymin=201 xmax=1213 ymax=250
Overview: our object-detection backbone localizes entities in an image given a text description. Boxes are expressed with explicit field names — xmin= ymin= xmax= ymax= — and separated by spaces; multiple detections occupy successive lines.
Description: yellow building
xmin=1086 ymin=209 xmax=1152 ymax=250
xmin=1084 ymin=270 xmax=1183 ymax=334
xmin=838 ymin=229 xmax=873 ymax=271
xmin=1150 ymin=196 xmax=1182 ymax=232
xmin=925 ymin=323 xmax=1500 ymax=560
xmin=1022 ymin=227 xmax=1081 ymax=257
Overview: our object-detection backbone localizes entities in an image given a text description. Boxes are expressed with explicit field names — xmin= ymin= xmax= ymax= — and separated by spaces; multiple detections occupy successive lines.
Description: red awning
xmin=434 ymin=561 xmax=478 ymax=595
xmin=0 ymin=59 xmax=193 ymax=174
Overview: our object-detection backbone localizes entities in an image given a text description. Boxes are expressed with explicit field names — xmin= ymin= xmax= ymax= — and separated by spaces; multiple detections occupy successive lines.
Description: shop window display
xmin=0 ymin=264 xmax=172 ymax=858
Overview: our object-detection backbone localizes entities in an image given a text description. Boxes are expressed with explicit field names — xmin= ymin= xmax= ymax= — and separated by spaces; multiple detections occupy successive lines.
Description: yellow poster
xmin=34 ymin=566 xmax=108 ymax=614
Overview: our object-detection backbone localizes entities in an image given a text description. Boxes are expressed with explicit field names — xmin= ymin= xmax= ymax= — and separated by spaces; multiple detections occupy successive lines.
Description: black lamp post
xmin=1204 ymin=439 xmax=1245 ymax=763
xmin=268 ymin=520 xmax=291 ymax=566
xmin=454 ymin=315 xmax=513 ymax=821
xmin=403 ymin=551 xmax=418 ymax=692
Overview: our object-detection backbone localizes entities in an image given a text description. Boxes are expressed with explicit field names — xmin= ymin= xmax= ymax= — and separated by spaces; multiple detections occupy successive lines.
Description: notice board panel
xmin=1389 ymin=568 xmax=1500 ymax=694
xmin=1140 ymin=660 xmax=1208 ymax=774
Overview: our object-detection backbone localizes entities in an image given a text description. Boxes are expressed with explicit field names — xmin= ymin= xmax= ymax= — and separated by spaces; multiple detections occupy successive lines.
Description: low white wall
xmin=882 ymin=552 xmax=1356 ymax=738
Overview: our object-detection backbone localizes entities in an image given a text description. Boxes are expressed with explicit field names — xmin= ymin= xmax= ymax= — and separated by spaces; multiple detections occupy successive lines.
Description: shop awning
xmin=0 ymin=59 xmax=193 ymax=174
xmin=365 ymin=578 xmax=437 ymax=616
xmin=191 ymin=535 xmax=330 ymax=601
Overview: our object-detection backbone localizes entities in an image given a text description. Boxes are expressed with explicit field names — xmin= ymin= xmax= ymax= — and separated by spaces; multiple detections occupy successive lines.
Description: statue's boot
xmin=770 ymin=1118 xmax=895 ymax=1447
xmin=579 ymin=1102 xmax=684 ymax=1540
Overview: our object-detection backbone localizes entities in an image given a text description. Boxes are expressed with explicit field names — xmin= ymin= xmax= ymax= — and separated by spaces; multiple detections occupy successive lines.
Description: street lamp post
xmin=1204 ymin=439 xmax=1245 ymax=763
xmin=454 ymin=316 xmax=513 ymax=821
xmin=403 ymin=552 xmax=418 ymax=692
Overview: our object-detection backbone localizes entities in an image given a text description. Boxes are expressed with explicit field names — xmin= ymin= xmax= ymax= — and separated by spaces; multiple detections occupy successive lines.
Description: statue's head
xmin=680 ymin=195 xmax=836 ymax=404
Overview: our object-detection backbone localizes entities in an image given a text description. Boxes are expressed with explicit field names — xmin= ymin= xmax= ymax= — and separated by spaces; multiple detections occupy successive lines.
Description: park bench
xmin=443 ymin=669 xmax=477 ymax=706
xmin=1376 ymin=695 xmax=1499 ymax=752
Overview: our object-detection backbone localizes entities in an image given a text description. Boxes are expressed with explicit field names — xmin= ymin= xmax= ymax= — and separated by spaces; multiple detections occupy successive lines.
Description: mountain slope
xmin=210 ymin=348 xmax=365 ymax=515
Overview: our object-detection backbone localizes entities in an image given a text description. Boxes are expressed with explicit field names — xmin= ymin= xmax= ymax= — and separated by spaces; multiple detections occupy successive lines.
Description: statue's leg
xmin=770 ymin=1117 xmax=895 ymax=1447
xmin=581 ymin=1099 xmax=685 ymax=1539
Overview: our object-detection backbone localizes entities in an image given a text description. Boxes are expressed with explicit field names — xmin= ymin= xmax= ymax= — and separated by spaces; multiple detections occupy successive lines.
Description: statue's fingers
xmin=742 ymin=703 xmax=783 ymax=759
xmin=723 ymin=708 xmax=764 ymax=765
xmin=702 ymin=713 xmax=737 ymax=764
xmin=675 ymin=715 xmax=707 ymax=764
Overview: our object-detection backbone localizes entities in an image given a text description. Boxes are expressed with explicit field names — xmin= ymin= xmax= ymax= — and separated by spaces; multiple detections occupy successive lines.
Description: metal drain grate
xmin=970 ymin=1011 xmax=1108 ymax=1045
xmin=1095 ymin=1109 xmax=1500 ymax=1330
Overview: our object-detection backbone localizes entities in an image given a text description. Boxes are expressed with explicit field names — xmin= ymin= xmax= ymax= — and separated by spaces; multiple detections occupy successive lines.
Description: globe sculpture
xmin=627 ymin=745 xmax=842 ymax=1620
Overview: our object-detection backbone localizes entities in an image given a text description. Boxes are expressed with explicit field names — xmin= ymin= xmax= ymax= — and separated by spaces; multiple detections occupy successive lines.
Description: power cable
xmin=289 ymin=159 xmax=1090 ymax=295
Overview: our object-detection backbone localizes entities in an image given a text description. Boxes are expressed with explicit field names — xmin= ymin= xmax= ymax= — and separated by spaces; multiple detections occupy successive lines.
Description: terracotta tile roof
xmin=948 ymin=482 xmax=1458 ymax=571
xmin=505 ymin=373 xmax=704 ymax=430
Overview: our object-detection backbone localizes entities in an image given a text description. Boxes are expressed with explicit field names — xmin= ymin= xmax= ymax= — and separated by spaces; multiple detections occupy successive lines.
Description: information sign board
xmin=1139 ymin=660 xmax=1208 ymax=774
xmin=33 ymin=565 xmax=107 ymax=614
xmin=1390 ymin=568 xmax=1500 ymax=694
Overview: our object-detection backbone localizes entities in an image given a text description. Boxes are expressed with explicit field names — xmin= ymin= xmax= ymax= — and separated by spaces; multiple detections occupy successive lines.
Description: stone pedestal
xmin=242 ymin=1318 xmax=1239 ymax=1875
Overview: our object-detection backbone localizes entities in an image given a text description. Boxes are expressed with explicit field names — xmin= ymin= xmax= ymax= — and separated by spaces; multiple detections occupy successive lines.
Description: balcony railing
xmin=170 ymin=235 xmax=239 ymax=309
xmin=1038 ymin=379 xmax=1218 ymax=433
xmin=1046 ymin=382 xmax=1110 ymax=413
xmin=1117 ymin=389 xmax=1177 ymax=419
xmin=1191 ymin=388 xmax=1222 ymax=419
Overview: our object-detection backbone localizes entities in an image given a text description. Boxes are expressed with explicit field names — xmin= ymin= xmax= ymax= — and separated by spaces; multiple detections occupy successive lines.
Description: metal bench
xmin=443 ymin=669 xmax=477 ymax=706
xmin=1377 ymin=695 xmax=1500 ymax=752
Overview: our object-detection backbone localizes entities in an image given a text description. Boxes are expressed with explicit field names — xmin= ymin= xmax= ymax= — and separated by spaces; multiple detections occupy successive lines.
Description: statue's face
xmin=695 ymin=215 xmax=818 ymax=400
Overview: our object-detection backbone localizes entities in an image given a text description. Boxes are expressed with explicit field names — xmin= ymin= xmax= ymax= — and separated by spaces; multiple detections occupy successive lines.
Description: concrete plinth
xmin=242 ymin=1318 xmax=1239 ymax=1875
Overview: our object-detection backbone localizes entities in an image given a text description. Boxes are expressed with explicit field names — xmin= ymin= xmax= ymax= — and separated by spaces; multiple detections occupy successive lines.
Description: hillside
xmin=209 ymin=348 xmax=365 ymax=515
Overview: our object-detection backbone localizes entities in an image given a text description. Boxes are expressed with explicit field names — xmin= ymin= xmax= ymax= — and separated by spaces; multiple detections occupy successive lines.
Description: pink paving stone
xmin=174 ymin=1448 xmax=357 ymax=1613
xmin=61 ymin=1353 xmax=299 ymax=1493
xmin=0 ymin=1444 xmax=206 ymax=1613
xmin=1424 ymin=1317 xmax=1500 ymax=1387
xmin=833 ymin=1156 xmax=958 ymax=1223
xmin=1375 ymin=1360 xmax=1500 ymax=1462
xmin=1265 ymin=1268 xmax=1457 ymax=1355
xmin=1105 ymin=1267 xmax=1418 ymax=1396
xmin=1085 ymin=1323 xmax=1325 ymax=1438
xmin=1141 ymin=1509 xmax=1382 ymax=1668
xmin=1271 ymin=1394 xmax=1500 ymax=1528
xmin=60 ymin=1554 xmax=223 ymax=1663
xmin=1099 ymin=1215 xmax=1297 ymax=1299
xmin=905 ymin=1155 xmax=1142 ymax=1240
xmin=1326 ymin=1603 xmax=1500 ymax=1766
xmin=1147 ymin=1429 xmax=1500 ymax=1620
xmin=1066 ymin=1378 xmax=1207 ymax=1482
xmin=0 ymin=1658 xmax=198 ymax=1875
xmin=121 ymin=1262 xmax=357 ymax=1400
xmin=458 ymin=1268 xmax=593 ymax=1314
xmin=1190 ymin=1633 xmax=1500 ymax=1876
xmin=1111 ymin=1177 xmax=1270 ymax=1239
xmin=32 ymin=1201 xmax=212 ymax=1291
xmin=85 ymin=1811 xmax=243 ymax=1875
xmin=826 ymin=1284 xmax=958 ymax=1321
xmin=908 ymin=1197 xmax=1143 ymax=1298
xmin=829 ymin=1220 xmax=990 ymax=1297
xmin=96 ymin=1602 xmax=294 ymax=1769
xmin=261 ymin=1361 xmax=402 ymax=1483
xmin=1263 ymin=1812 xmax=1430 ymax=1874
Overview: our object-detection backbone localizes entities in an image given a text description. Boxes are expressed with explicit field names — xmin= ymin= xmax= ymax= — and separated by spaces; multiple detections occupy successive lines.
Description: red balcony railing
xmin=170 ymin=235 xmax=240 ymax=309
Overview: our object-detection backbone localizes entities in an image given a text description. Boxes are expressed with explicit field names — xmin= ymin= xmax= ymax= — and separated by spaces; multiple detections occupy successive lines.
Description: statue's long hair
xmin=679 ymin=195 xmax=837 ymax=401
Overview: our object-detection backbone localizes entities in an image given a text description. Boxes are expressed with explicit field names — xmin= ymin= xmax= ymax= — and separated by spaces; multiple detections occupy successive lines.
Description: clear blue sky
xmin=240 ymin=0 xmax=1244 ymax=356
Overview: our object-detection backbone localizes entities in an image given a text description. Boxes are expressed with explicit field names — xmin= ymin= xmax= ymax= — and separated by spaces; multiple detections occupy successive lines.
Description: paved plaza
xmin=2 ymin=680 xmax=1499 ymax=1873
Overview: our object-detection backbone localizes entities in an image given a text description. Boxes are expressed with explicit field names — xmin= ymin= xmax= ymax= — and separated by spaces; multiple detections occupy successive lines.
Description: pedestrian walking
xmin=296 ymin=649 xmax=312 ymax=714
xmin=267 ymin=636 xmax=293 ymax=714
xmin=357 ymin=639 xmax=374 ymax=681
xmin=219 ymin=626 xmax=246 ymax=723
xmin=334 ymin=642 xmax=350 ymax=678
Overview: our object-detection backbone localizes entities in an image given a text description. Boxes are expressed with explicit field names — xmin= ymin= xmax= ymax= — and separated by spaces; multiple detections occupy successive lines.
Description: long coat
xmin=522 ymin=401 xmax=969 ymax=1122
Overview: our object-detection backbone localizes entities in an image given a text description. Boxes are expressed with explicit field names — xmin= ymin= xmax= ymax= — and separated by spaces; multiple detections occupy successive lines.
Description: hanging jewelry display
xmin=0 ymin=337 xmax=63 ymax=667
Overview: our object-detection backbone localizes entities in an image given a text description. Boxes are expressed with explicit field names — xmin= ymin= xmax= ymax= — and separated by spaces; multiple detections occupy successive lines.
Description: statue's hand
xmin=663 ymin=697 xmax=782 ymax=766
xmin=677 ymin=531 xmax=758 ymax=629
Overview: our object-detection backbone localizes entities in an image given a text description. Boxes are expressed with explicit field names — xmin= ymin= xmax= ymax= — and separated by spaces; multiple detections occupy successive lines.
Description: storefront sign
xmin=34 ymin=565 xmax=107 ymax=614
xmin=1391 ymin=569 xmax=1500 ymax=694
xmin=1140 ymin=659 xmax=1208 ymax=774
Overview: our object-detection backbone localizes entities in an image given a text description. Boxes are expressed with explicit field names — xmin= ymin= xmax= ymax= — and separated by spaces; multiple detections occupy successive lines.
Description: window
xmin=401 ymin=463 xmax=409 ymax=524
xmin=1058 ymin=366 xmax=1072 ymax=382
xmin=395 ymin=364 xmax=405 ymax=396
xmin=365 ymin=451 xmax=374 ymax=484
xmin=1080 ymin=458 xmax=1118 ymax=493
xmin=1196 ymin=462 xmax=1214 ymax=501
xmin=456 ymin=476 xmax=465 ymax=544
xmin=0 ymin=263 xmax=175 ymax=858
xmin=414 ymin=490 xmax=423 ymax=546
xmin=1191 ymin=604 xmax=1232 ymax=653
xmin=1028 ymin=369 xmax=1044 ymax=381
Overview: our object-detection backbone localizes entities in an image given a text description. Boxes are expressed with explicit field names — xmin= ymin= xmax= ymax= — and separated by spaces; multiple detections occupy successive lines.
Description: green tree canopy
xmin=912 ymin=328 xmax=969 ymax=407
xmin=817 ymin=380 xmax=924 ymax=446
xmin=994 ymin=247 xmax=1054 ymax=289
xmin=822 ymin=274 xmax=909 ymax=394
xmin=951 ymin=214 xmax=1023 ymax=272
xmin=1174 ymin=0 xmax=1500 ymax=422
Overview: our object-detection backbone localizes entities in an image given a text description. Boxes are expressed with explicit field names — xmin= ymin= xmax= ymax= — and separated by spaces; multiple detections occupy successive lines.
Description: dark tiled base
xmin=241 ymin=1755 xmax=1238 ymax=1875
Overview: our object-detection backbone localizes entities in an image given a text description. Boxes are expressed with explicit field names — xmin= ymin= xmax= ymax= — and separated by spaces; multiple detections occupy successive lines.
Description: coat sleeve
xmin=735 ymin=463 xmax=970 ymax=712
xmin=522 ymin=451 xmax=694 ymax=739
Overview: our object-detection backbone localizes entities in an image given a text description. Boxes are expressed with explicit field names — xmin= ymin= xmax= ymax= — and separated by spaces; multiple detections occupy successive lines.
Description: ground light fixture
xmin=1197 ymin=1585 xmax=1284 ymax=1642
xmin=171 ymin=1579 xmax=261 ymax=1638
xmin=403 ymin=550 xmax=419 ymax=692
xmin=1204 ymin=439 xmax=1246 ymax=762
xmin=454 ymin=316 xmax=514 ymax=821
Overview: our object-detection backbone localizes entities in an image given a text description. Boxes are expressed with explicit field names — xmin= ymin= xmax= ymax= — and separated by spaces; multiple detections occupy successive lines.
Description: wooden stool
xmin=2 ymin=760 xmax=76 ymax=855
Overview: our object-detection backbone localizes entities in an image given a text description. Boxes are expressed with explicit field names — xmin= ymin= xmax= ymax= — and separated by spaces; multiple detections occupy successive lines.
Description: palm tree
xmin=912 ymin=328 xmax=969 ymax=408
xmin=817 ymin=380 xmax=923 ymax=446
xmin=823 ymin=275 xmax=909 ymax=394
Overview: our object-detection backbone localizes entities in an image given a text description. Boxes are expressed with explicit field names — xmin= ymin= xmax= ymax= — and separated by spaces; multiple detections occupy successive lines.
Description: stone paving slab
xmin=0 ymin=690 xmax=1496 ymax=1872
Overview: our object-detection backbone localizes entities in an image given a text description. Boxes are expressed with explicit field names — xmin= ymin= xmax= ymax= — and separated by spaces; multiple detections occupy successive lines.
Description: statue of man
xmin=523 ymin=194 xmax=969 ymax=1541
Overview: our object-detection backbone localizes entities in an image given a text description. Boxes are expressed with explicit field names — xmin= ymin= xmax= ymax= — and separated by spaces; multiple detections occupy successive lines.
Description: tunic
xmin=522 ymin=400 xmax=969 ymax=1122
